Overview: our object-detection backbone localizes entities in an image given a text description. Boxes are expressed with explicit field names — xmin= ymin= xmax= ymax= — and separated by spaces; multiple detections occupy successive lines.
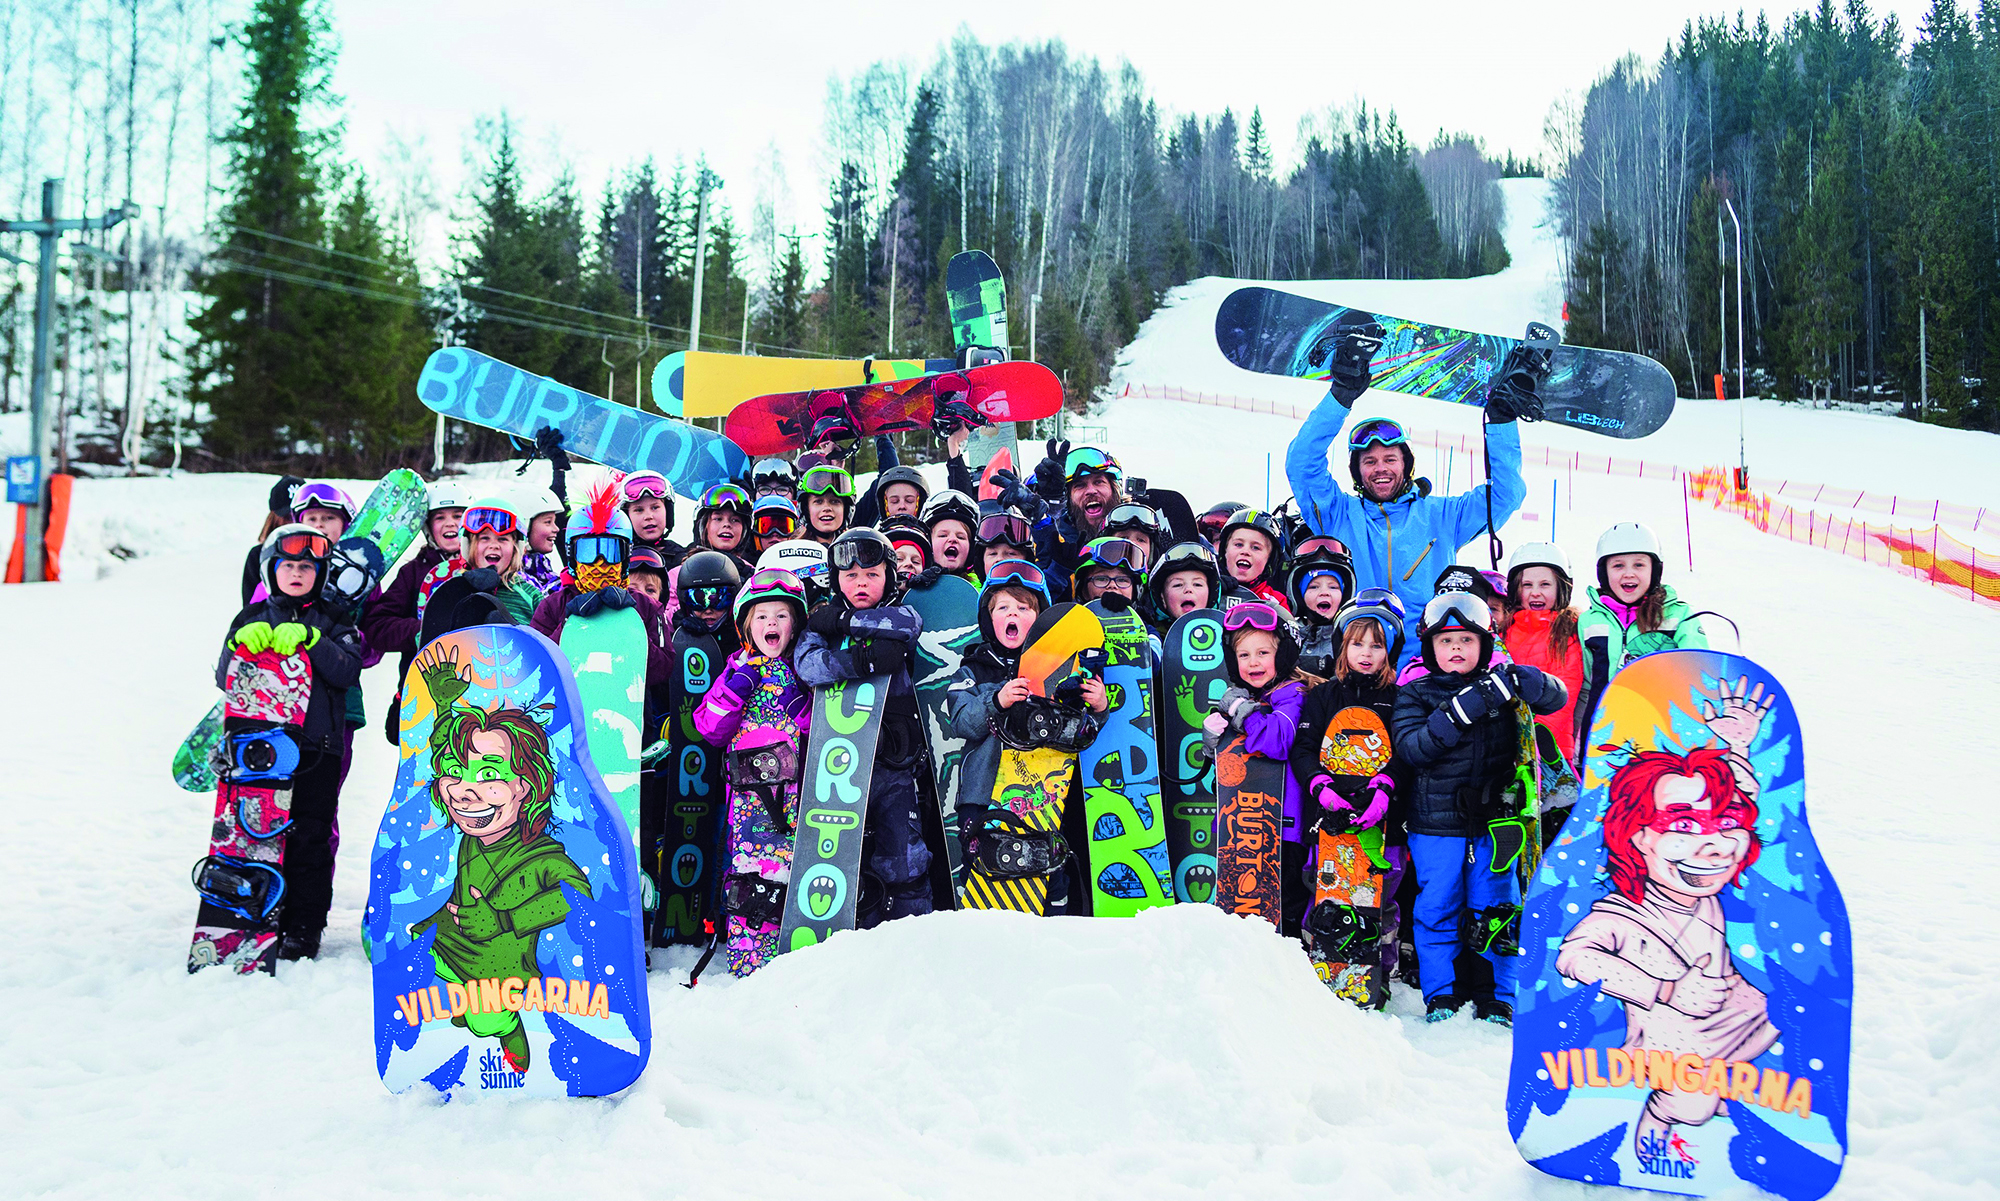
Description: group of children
xmin=215 ymin=417 xmax=1713 ymax=1016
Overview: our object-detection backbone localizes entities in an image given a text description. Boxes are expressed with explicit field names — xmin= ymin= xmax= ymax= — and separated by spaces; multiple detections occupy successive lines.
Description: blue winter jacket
xmin=1285 ymin=395 xmax=1527 ymax=663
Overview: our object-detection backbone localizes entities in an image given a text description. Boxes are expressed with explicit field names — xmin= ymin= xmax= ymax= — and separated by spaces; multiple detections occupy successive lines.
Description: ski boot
xmin=1473 ymin=997 xmax=1514 ymax=1027
xmin=1424 ymin=993 xmax=1466 ymax=1023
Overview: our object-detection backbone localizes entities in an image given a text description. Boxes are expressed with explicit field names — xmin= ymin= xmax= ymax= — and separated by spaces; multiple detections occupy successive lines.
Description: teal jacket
xmin=1574 ymin=583 xmax=1707 ymax=743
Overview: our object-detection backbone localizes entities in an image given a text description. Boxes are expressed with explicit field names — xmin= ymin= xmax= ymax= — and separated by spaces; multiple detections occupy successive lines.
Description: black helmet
xmin=919 ymin=489 xmax=980 ymax=535
xmin=828 ymin=526 xmax=902 ymax=603
xmin=1103 ymin=500 xmax=1171 ymax=550
xmin=878 ymin=515 xmax=934 ymax=572
xmin=752 ymin=457 xmax=798 ymax=494
xmin=1285 ymin=541 xmax=1357 ymax=616
xmin=873 ymin=465 xmax=929 ymax=511
xmin=1418 ymin=590 xmax=1495 ymax=674
xmin=1221 ymin=602 xmax=1301 ymax=687
xmin=1198 ymin=500 xmax=1245 ymax=545
xmin=1216 ymin=508 xmax=1288 ymax=584
xmin=1148 ymin=540 xmax=1221 ymax=612
xmin=676 ymin=549 xmax=743 ymax=614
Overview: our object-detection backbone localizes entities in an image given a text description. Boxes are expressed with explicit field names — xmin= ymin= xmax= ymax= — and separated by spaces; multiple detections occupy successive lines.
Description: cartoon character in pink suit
xmin=1556 ymin=679 xmax=1780 ymax=1156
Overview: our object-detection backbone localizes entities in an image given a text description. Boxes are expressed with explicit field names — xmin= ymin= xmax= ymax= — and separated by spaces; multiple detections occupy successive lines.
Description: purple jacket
xmin=693 ymin=649 xmax=811 ymax=752
xmin=1240 ymin=678 xmax=1309 ymax=843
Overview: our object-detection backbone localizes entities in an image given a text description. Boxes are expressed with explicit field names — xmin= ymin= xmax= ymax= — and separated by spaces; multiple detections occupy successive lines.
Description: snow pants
xmin=282 ymin=748 xmax=344 ymax=937
xmin=1408 ymin=832 xmax=1518 ymax=1005
xmin=861 ymin=765 xmax=933 ymax=927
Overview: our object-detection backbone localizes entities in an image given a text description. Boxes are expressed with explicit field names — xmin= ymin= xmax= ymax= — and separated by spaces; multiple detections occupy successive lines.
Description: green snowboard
xmin=560 ymin=606 xmax=648 ymax=877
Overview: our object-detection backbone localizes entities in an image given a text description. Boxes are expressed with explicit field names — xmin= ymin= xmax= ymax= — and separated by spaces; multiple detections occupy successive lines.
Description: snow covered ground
xmin=8 ymin=175 xmax=2000 ymax=1200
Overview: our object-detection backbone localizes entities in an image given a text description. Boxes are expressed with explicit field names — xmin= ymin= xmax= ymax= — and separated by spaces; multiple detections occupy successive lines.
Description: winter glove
xmin=851 ymin=638 xmax=908 ymax=677
xmin=1355 ymin=772 xmax=1394 ymax=829
xmin=807 ymin=605 xmax=849 ymax=639
xmin=719 ymin=661 xmax=761 ymax=701
xmin=1217 ymin=687 xmax=1263 ymax=732
xmin=909 ymin=564 xmax=947 ymax=592
xmin=1031 ymin=438 xmax=1071 ymax=501
xmin=566 ymin=589 xmax=607 ymax=619
xmin=1317 ymin=314 xmax=1385 ymax=407
xmin=268 ymin=622 xmax=319 ymax=656
xmin=231 ymin=621 xmax=276 ymax=654
xmin=1446 ymin=681 xmax=1498 ymax=728
xmin=463 ymin=566 xmax=501 ymax=594
xmin=532 ymin=425 xmax=572 ymax=474
xmin=990 ymin=468 xmax=1040 ymax=514
xmin=1475 ymin=668 xmax=1517 ymax=710
xmin=448 ymin=890 xmax=505 ymax=941
xmin=782 ymin=688 xmax=811 ymax=727
xmin=1505 ymin=663 xmax=1560 ymax=710
xmin=597 ymin=585 xmax=634 ymax=611
xmin=1310 ymin=773 xmax=1356 ymax=821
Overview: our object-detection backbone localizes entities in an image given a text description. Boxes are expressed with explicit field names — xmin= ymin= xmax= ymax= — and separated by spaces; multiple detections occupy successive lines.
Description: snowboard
xmin=905 ymin=574 xmax=982 ymax=892
xmin=366 ymin=624 xmax=650 ymax=1100
xmin=976 ymin=448 xmax=1015 ymax=506
xmin=945 ymin=250 xmax=1009 ymax=354
xmin=656 ymin=629 xmax=726 ymax=948
xmin=1080 ymin=602 xmax=1174 ymax=916
xmin=188 ymin=645 xmax=313 ymax=975
xmin=725 ymin=361 xmax=1064 ymax=457
xmin=958 ymin=603 xmax=1104 ymax=915
xmin=1213 ymin=286 xmax=1676 ymax=439
xmin=1157 ymin=609 xmax=1228 ymax=903
xmin=1506 ymin=650 xmax=1850 ymax=1201
xmin=418 ymin=346 xmax=747 ymax=497
xmin=1309 ymin=706 xmax=1395 ymax=1008
xmin=417 ymin=573 xmax=507 ymax=649
xmin=779 ymin=669 xmax=893 ymax=952
xmin=173 ymin=468 xmax=425 ymax=794
xmin=1135 ymin=487 xmax=1201 ymax=549
xmin=560 ymin=606 xmax=647 ymax=887
xmin=1212 ymin=732 xmax=1287 ymax=926
xmin=650 ymin=350 xmax=951 ymax=419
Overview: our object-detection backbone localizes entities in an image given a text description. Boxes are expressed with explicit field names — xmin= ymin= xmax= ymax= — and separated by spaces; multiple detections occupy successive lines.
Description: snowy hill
xmin=8 ymin=178 xmax=2000 ymax=1199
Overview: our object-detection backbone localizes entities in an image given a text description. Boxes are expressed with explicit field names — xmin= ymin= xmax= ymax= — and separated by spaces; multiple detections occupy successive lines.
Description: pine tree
xmin=314 ymin=174 xmax=432 ymax=471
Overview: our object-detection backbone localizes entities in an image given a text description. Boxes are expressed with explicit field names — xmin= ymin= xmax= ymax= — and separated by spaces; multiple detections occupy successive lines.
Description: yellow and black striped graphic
xmin=958 ymin=746 xmax=1076 ymax=914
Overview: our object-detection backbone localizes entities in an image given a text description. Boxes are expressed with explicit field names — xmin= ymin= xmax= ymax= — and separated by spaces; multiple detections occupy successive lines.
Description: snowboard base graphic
xmin=1158 ymin=609 xmax=1228 ymax=904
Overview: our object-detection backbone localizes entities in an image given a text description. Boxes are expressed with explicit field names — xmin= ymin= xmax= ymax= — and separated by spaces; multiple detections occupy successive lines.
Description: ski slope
xmin=7 ymin=178 xmax=2000 ymax=1201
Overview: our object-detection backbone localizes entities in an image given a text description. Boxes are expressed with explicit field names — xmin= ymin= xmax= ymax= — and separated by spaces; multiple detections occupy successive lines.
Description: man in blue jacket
xmin=1285 ymin=376 xmax=1535 ymax=663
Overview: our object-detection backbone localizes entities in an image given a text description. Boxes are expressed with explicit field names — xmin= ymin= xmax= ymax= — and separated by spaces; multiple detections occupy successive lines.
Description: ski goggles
xmin=270 ymin=530 xmax=331 ymax=560
xmin=682 ymin=584 xmax=733 ymax=612
xmin=1104 ymin=502 xmax=1163 ymax=533
xmin=829 ymin=537 xmax=893 ymax=571
xmin=628 ymin=547 xmax=667 ymax=574
xmin=620 ymin=471 xmax=672 ymax=502
xmin=699 ymin=483 xmax=752 ymax=512
xmin=984 ymin=559 xmax=1051 ymax=607
xmin=754 ymin=510 xmax=799 ymax=538
xmin=977 ymin=512 xmax=1034 ymax=547
xmin=1347 ymin=418 xmax=1409 ymax=453
xmin=1422 ymin=590 xmax=1492 ymax=634
xmin=1063 ymin=447 xmax=1122 ymax=486
xmin=798 ymin=465 xmax=857 ymax=499
xmin=1293 ymin=535 xmax=1350 ymax=559
xmin=460 ymin=506 xmax=521 ymax=537
xmin=1222 ymin=601 xmax=1283 ymax=633
xmin=570 ymin=535 xmax=626 ymax=567
xmin=1197 ymin=511 xmax=1233 ymax=540
xmin=1082 ymin=537 xmax=1147 ymax=571
xmin=1342 ymin=587 xmax=1407 ymax=626
xmin=291 ymin=482 xmax=356 ymax=520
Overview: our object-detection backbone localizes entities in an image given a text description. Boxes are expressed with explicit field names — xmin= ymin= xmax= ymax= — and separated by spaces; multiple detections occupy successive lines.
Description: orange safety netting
xmin=1688 ymin=468 xmax=2000 ymax=610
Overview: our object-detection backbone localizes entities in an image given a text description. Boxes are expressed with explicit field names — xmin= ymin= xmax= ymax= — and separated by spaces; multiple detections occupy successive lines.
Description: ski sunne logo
xmin=480 ymin=1047 xmax=527 ymax=1091
xmin=1637 ymin=1127 xmax=1699 ymax=1180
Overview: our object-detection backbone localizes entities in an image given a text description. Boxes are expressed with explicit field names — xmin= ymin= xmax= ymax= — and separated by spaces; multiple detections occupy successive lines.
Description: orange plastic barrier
xmin=5 ymin=472 xmax=71 ymax=584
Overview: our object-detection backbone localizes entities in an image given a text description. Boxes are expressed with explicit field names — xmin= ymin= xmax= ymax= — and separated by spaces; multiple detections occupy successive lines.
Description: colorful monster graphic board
xmin=906 ymin=574 xmax=982 ymax=891
xmin=366 ymin=625 xmax=650 ymax=1100
xmin=1080 ymin=602 xmax=1174 ymax=916
xmin=1158 ymin=609 xmax=1228 ymax=904
xmin=1506 ymin=650 xmax=1850 ymax=1200
xmin=1308 ymin=705 xmax=1395 ymax=1008
xmin=656 ymin=630 xmax=725 ymax=948
xmin=779 ymin=671 xmax=892 ymax=953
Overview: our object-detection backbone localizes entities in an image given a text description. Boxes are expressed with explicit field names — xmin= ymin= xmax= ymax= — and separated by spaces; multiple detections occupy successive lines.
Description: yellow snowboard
xmin=651 ymin=351 xmax=945 ymax=418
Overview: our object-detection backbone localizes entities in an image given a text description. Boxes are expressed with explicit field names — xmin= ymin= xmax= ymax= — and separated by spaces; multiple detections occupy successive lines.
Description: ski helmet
xmin=1285 ymin=537 xmax=1357 ymax=616
xmin=1220 ymin=600 xmax=1301 ymax=687
xmin=565 ymin=480 xmax=634 ymax=591
xmin=750 ymin=493 xmax=801 ymax=543
xmin=1216 ymin=508 xmax=1288 ymax=584
xmin=829 ymin=527 xmax=901 ymax=602
xmin=1594 ymin=522 xmax=1663 ymax=591
xmin=979 ymin=558 xmax=1052 ymax=648
xmin=758 ymin=539 xmax=831 ymax=606
xmin=461 ymin=494 xmax=524 ymax=541
xmin=879 ymin=515 xmax=934 ymax=572
xmin=1148 ymin=540 xmax=1222 ymax=612
xmin=1345 ymin=417 xmax=1415 ymax=494
xmin=515 ymin=485 xmax=563 ymax=524
xmin=1075 ymin=535 xmax=1148 ymax=600
xmin=733 ymin=566 xmax=809 ymax=636
xmin=626 ymin=545 xmax=668 ymax=582
xmin=975 ymin=507 xmax=1035 ymax=554
xmin=259 ymin=522 xmax=332 ymax=599
xmin=919 ymin=489 xmax=980 ymax=536
xmin=1419 ymin=590 xmax=1495 ymax=674
xmin=290 ymin=480 xmax=358 ymax=523
xmin=1103 ymin=500 xmax=1171 ymax=552
xmin=1198 ymin=500 xmax=1246 ymax=546
xmin=619 ymin=469 xmax=677 ymax=532
xmin=676 ymin=549 xmax=743 ymax=615
xmin=1334 ymin=588 xmax=1408 ymax=662
xmin=873 ymin=465 xmax=930 ymax=513
xmin=426 ymin=479 xmax=473 ymax=516
xmin=695 ymin=482 xmax=753 ymax=545
xmin=1505 ymin=541 xmax=1574 ymax=610
xmin=752 ymin=457 xmax=799 ymax=496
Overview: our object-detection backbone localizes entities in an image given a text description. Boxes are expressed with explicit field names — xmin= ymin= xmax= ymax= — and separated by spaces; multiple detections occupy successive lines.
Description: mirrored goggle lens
xmin=1222 ymin=602 xmax=1281 ymax=633
xmin=799 ymin=467 xmax=855 ymax=496
xmin=272 ymin=531 xmax=330 ymax=559
xmin=1088 ymin=538 xmax=1146 ymax=569
xmin=1422 ymin=591 xmax=1491 ymax=631
xmin=829 ymin=539 xmax=891 ymax=571
xmin=702 ymin=484 xmax=751 ymax=508
xmin=684 ymin=585 xmax=731 ymax=611
xmin=621 ymin=475 xmax=671 ymax=501
xmin=571 ymin=535 xmax=624 ymax=566
xmin=460 ymin=507 xmax=519 ymax=536
xmin=755 ymin=513 xmax=798 ymax=537
xmin=987 ymin=559 xmax=1047 ymax=589
xmin=1347 ymin=418 xmax=1409 ymax=452
xmin=1063 ymin=447 xmax=1118 ymax=480
xmin=1295 ymin=536 xmax=1350 ymax=558
xmin=977 ymin=514 xmax=1033 ymax=545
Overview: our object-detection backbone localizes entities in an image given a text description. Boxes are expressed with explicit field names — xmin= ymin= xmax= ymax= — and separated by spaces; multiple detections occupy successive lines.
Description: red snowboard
xmin=725 ymin=361 xmax=1063 ymax=456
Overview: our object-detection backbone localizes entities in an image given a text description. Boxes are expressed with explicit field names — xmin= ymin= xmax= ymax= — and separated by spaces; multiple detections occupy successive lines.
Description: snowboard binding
xmin=1462 ymin=902 xmax=1522 ymax=956
xmin=993 ymin=695 xmax=1100 ymax=754
xmin=806 ymin=391 xmax=861 ymax=447
xmin=1307 ymin=311 xmax=1387 ymax=407
xmin=929 ymin=378 xmax=994 ymax=438
xmin=1484 ymin=323 xmax=1559 ymax=423
xmin=192 ymin=855 xmax=286 ymax=925
xmin=968 ymin=812 xmax=1072 ymax=881
xmin=226 ymin=726 xmax=300 ymax=785
xmin=724 ymin=872 xmax=788 ymax=929
xmin=1306 ymin=901 xmax=1382 ymax=958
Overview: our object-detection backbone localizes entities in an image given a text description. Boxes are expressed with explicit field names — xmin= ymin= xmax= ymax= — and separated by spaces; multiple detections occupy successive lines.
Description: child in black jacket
xmin=1390 ymin=592 xmax=1564 ymax=1025
xmin=217 ymin=525 xmax=365 ymax=960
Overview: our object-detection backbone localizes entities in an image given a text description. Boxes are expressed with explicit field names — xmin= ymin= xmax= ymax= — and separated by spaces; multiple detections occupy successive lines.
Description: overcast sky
xmin=328 ymin=0 xmax=1941 ymax=271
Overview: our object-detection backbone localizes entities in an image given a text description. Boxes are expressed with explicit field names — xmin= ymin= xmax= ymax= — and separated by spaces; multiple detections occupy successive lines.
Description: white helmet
xmin=426 ymin=478 xmax=474 ymax=515
xmin=1506 ymin=542 xmax=1572 ymax=580
xmin=515 ymin=484 xmax=563 ymax=522
xmin=756 ymin=538 xmax=829 ymax=581
xmin=1594 ymin=522 xmax=1663 ymax=589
